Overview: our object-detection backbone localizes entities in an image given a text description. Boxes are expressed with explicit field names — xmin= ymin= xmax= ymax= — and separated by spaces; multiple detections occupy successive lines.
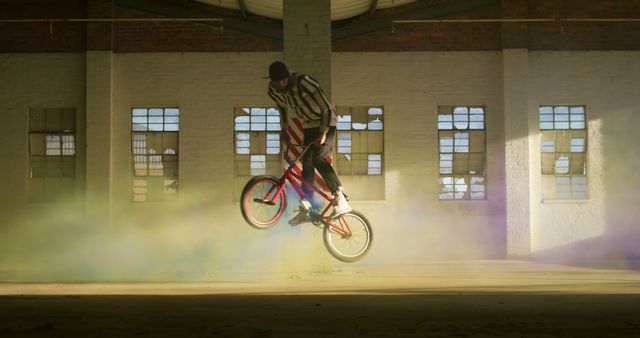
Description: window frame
xmin=130 ymin=107 xmax=180 ymax=203
xmin=28 ymin=108 xmax=77 ymax=203
xmin=437 ymin=105 xmax=487 ymax=201
xmin=539 ymin=105 xmax=588 ymax=201
xmin=335 ymin=106 xmax=385 ymax=176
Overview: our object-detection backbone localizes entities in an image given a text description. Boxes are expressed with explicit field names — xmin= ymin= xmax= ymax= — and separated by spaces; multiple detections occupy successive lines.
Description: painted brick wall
xmin=528 ymin=51 xmax=640 ymax=253
xmin=0 ymin=53 xmax=86 ymax=216
xmin=2 ymin=50 xmax=640 ymax=276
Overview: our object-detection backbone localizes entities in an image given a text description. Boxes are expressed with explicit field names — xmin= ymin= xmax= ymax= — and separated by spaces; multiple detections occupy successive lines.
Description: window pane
xmin=165 ymin=108 xmax=179 ymax=116
xmin=132 ymin=108 xmax=147 ymax=116
xmin=542 ymin=140 xmax=555 ymax=152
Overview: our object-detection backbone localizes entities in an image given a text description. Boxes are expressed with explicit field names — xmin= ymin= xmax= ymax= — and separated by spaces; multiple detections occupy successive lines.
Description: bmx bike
xmin=240 ymin=143 xmax=372 ymax=263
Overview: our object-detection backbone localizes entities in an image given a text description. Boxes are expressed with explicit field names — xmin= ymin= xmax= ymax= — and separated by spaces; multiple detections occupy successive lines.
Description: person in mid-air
xmin=267 ymin=61 xmax=351 ymax=225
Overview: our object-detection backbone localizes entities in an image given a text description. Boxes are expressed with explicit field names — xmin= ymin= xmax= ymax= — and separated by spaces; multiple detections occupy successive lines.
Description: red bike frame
xmin=260 ymin=144 xmax=353 ymax=236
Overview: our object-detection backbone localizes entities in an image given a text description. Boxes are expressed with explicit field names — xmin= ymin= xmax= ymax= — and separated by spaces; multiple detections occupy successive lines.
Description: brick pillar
xmin=503 ymin=49 xmax=531 ymax=257
xmin=283 ymin=0 xmax=332 ymax=99
xmin=502 ymin=0 xmax=532 ymax=257
xmin=282 ymin=0 xmax=333 ymax=272
xmin=85 ymin=0 xmax=114 ymax=214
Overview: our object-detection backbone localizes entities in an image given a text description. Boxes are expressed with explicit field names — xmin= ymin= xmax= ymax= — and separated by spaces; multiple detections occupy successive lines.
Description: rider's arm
xmin=268 ymin=86 xmax=290 ymax=143
xmin=299 ymin=75 xmax=336 ymax=135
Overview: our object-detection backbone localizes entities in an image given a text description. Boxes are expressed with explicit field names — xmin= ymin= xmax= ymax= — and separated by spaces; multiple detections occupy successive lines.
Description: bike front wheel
xmin=323 ymin=210 xmax=372 ymax=263
xmin=240 ymin=175 xmax=287 ymax=229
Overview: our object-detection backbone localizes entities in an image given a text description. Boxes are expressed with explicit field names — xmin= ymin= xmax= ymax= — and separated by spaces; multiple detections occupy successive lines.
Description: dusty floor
xmin=1 ymin=261 xmax=640 ymax=337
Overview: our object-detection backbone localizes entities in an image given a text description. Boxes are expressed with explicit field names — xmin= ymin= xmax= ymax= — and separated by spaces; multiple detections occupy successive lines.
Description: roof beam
xmin=115 ymin=0 xmax=282 ymax=40
xmin=116 ymin=0 xmax=500 ymax=42
xmin=333 ymin=0 xmax=500 ymax=40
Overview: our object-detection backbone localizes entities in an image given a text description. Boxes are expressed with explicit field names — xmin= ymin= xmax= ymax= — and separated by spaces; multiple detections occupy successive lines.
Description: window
xmin=540 ymin=106 xmax=587 ymax=200
xmin=438 ymin=106 xmax=486 ymax=200
xmin=234 ymin=107 xmax=282 ymax=176
xmin=335 ymin=107 xmax=384 ymax=176
xmin=28 ymin=108 xmax=76 ymax=202
xmin=131 ymin=108 xmax=179 ymax=202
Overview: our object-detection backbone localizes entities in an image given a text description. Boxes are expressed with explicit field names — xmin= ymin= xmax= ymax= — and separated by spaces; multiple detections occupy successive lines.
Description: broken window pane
xmin=454 ymin=132 xmax=469 ymax=153
xmin=555 ymin=155 xmax=570 ymax=174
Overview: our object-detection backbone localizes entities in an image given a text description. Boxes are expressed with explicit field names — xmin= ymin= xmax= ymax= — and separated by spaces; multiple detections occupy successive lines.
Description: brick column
xmin=85 ymin=0 xmax=114 ymax=213
xmin=503 ymin=49 xmax=531 ymax=257
xmin=282 ymin=0 xmax=333 ymax=272
xmin=502 ymin=0 xmax=532 ymax=256
xmin=283 ymin=0 xmax=332 ymax=99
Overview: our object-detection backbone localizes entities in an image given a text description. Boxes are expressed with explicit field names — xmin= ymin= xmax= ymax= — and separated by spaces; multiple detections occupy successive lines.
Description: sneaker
xmin=289 ymin=200 xmax=313 ymax=226
xmin=289 ymin=209 xmax=311 ymax=226
xmin=331 ymin=191 xmax=352 ymax=218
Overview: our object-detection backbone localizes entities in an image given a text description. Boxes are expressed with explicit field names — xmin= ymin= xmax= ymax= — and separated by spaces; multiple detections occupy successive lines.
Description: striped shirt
xmin=268 ymin=73 xmax=337 ymax=130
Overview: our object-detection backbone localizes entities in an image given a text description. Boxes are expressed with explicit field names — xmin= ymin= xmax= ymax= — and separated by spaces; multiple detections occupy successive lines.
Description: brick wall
xmin=1 ymin=0 xmax=639 ymax=53
xmin=0 ymin=0 xmax=86 ymax=52
xmin=113 ymin=6 xmax=282 ymax=52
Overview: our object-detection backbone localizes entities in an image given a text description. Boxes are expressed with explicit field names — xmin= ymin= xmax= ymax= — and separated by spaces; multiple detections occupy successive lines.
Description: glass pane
xmin=235 ymin=116 xmax=250 ymax=123
xmin=165 ymin=116 xmax=179 ymax=124
xmin=571 ymin=138 xmax=585 ymax=152
xmin=235 ymin=124 xmax=250 ymax=131
xmin=570 ymin=121 xmax=586 ymax=129
xmin=438 ymin=114 xmax=452 ymax=130
xmin=368 ymin=119 xmax=383 ymax=130
xmin=555 ymin=156 xmax=570 ymax=174
xmin=132 ymin=108 xmax=147 ymax=116
xmin=540 ymin=122 xmax=554 ymax=130
xmin=164 ymin=124 xmax=179 ymax=131
xmin=132 ymin=116 xmax=147 ymax=124
xmin=251 ymin=123 xmax=266 ymax=131
xmin=252 ymin=115 xmax=266 ymax=124
xmin=453 ymin=107 xmax=469 ymax=115
xmin=148 ymin=124 xmax=164 ymax=131
xmin=542 ymin=140 xmax=555 ymax=152
xmin=149 ymin=116 xmax=163 ymax=124
xmin=165 ymin=108 xmax=179 ymax=116
xmin=469 ymin=107 xmax=484 ymax=115
xmin=368 ymin=107 xmax=383 ymax=115
xmin=440 ymin=136 xmax=453 ymax=153
xmin=251 ymin=108 xmax=266 ymax=116
xmin=539 ymin=106 xmax=553 ymax=115
xmin=540 ymin=114 xmax=554 ymax=122
xmin=453 ymin=114 xmax=469 ymax=130
xmin=149 ymin=108 xmax=163 ymax=116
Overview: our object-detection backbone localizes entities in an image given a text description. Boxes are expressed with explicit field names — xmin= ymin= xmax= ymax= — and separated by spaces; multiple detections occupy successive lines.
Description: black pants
xmin=302 ymin=126 xmax=342 ymax=198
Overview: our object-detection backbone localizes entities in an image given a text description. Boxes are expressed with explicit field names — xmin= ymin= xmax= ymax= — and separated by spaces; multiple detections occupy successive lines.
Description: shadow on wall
xmin=532 ymin=94 xmax=640 ymax=271
xmin=530 ymin=229 xmax=640 ymax=271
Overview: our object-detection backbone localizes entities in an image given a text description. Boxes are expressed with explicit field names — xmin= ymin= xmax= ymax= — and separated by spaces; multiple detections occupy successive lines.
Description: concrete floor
xmin=1 ymin=261 xmax=640 ymax=337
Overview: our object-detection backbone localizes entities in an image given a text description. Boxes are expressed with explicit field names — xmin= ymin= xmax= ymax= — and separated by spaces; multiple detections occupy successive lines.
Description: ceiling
xmin=194 ymin=0 xmax=419 ymax=21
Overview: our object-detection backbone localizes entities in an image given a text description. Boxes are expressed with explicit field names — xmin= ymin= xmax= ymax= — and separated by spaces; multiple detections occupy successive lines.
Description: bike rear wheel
xmin=323 ymin=210 xmax=372 ymax=263
xmin=240 ymin=175 xmax=286 ymax=229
